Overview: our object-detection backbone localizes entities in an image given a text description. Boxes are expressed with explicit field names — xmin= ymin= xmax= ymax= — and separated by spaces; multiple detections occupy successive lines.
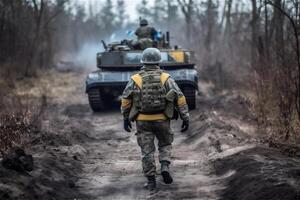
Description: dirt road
xmin=58 ymin=72 xmax=225 ymax=199
xmin=1 ymin=71 xmax=300 ymax=200
xmin=61 ymin=72 xmax=300 ymax=200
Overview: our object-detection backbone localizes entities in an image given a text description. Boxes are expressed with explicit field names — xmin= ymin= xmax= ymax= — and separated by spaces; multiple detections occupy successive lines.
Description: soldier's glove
xmin=181 ymin=120 xmax=189 ymax=132
xmin=124 ymin=119 xmax=132 ymax=132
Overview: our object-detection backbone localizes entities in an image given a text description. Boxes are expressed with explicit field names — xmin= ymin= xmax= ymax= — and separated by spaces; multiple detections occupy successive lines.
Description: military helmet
xmin=141 ymin=48 xmax=161 ymax=64
xmin=140 ymin=19 xmax=148 ymax=26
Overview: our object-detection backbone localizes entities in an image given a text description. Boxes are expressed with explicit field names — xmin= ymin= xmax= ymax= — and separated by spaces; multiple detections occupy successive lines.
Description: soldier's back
xmin=135 ymin=26 xmax=156 ymax=40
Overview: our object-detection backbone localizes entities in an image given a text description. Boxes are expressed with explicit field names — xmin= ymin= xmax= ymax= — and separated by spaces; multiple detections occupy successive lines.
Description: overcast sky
xmin=75 ymin=0 xmax=155 ymax=21
xmin=73 ymin=0 xmax=248 ymax=22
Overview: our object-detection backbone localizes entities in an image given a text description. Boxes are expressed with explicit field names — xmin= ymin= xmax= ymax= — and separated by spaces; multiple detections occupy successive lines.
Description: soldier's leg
xmin=154 ymin=120 xmax=173 ymax=163
xmin=136 ymin=121 xmax=156 ymax=177
xmin=154 ymin=120 xmax=174 ymax=184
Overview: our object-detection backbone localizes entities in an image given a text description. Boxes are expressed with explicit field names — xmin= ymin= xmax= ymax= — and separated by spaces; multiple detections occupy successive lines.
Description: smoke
xmin=55 ymin=43 xmax=101 ymax=72
xmin=55 ymin=28 xmax=137 ymax=72
xmin=75 ymin=42 xmax=103 ymax=70
xmin=72 ymin=31 xmax=134 ymax=70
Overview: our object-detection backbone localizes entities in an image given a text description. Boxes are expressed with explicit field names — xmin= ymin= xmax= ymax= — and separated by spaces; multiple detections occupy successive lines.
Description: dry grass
xmin=0 ymin=68 xmax=87 ymax=156
xmin=0 ymin=69 xmax=47 ymax=156
xmin=251 ymin=80 xmax=300 ymax=149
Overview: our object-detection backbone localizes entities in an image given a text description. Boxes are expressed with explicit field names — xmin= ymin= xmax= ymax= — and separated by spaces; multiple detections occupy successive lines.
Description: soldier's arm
xmin=165 ymin=77 xmax=190 ymax=121
xmin=151 ymin=27 xmax=157 ymax=40
xmin=135 ymin=28 xmax=141 ymax=37
xmin=121 ymin=79 xmax=135 ymax=120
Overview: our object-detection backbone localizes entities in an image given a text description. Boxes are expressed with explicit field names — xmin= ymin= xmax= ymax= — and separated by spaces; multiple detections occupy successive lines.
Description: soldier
xmin=135 ymin=19 xmax=157 ymax=40
xmin=121 ymin=48 xmax=190 ymax=190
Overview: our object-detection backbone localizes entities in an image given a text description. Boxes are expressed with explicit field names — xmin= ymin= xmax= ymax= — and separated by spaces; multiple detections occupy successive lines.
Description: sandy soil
xmin=1 ymin=71 xmax=300 ymax=200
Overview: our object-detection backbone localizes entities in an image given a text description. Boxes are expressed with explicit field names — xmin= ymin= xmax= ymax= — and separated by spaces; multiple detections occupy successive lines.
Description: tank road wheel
xmin=88 ymin=88 xmax=104 ymax=112
xmin=182 ymin=86 xmax=196 ymax=110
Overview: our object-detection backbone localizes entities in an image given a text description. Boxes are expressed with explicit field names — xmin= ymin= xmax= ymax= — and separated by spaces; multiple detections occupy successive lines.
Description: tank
xmin=85 ymin=32 xmax=198 ymax=112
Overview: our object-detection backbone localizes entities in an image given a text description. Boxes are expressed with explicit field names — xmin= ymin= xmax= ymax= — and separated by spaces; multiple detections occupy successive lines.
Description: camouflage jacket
xmin=135 ymin=26 xmax=157 ymax=40
xmin=121 ymin=66 xmax=190 ymax=122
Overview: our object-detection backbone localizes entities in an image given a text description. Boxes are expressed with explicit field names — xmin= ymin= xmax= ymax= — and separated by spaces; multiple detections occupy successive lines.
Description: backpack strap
xmin=131 ymin=74 xmax=143 ymax=89
xmin=132 ymin=71 xmax=170 ymax=88
xmin=160 ymin=72 xmax=170 ymax=86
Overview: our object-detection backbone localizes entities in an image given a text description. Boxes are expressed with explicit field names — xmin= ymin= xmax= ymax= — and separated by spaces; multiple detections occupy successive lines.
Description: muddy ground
xmin=1 ymin=71 xmax=300 ymax=200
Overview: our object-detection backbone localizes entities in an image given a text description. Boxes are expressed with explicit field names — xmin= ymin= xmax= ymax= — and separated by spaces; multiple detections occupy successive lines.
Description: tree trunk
xmin=224 ymin=0 xmax=232 ymax=37
xmin=251 ymin=0 xmax=259 ymax=68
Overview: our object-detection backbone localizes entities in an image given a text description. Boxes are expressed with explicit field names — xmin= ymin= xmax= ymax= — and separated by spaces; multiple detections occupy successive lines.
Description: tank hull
xmin=86 ymin=68 xmax=198 ymax=111
xmin=86 ymin=68 xmax=198 ymax=91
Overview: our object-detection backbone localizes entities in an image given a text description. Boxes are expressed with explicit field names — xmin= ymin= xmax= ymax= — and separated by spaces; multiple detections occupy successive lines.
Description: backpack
xmin=137 ymin=70 xmax=167 ymax=113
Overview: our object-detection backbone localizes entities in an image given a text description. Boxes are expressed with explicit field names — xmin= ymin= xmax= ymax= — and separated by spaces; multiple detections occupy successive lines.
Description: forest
xmin=1 ymin=0 xmax=300 ymax=199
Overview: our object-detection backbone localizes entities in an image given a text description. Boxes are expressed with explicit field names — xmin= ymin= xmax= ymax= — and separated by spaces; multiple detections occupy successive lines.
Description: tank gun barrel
xmin=101 ymin=40 xmax=107 ymax=51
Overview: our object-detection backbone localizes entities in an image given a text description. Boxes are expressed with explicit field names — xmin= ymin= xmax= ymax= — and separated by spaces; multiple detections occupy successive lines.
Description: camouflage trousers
xmin=136 ymin=120 xmax=174 ymax=177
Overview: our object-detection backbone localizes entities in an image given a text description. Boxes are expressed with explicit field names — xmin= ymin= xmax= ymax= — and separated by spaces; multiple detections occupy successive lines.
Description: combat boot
xmin=144 ymin=176 xmax=156 ymax=190
xmin=161 ymin=161 xmax=173 ymax=184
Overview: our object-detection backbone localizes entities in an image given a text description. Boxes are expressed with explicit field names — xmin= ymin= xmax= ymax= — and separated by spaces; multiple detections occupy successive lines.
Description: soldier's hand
xmin=181 ymin=120 xmax=189 ymax=132
xmin=124 ymin=119 xmax=132 ymax=132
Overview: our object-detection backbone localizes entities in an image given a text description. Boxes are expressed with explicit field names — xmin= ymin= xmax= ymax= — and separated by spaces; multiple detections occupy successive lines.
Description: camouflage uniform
xmin=135 ymin=26 xmax=157 ymax=40
xmin=121 ymin=65 xmax=189 ymax=177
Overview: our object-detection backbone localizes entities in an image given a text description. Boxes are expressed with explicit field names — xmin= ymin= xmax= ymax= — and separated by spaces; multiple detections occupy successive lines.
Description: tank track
xmin=88 ymin=88 xmax=104 ymax=112
xmin=182 ymin=86 xmax=196 ymax=110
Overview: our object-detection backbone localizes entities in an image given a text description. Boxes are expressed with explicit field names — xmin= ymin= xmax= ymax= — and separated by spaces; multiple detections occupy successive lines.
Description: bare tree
xmin=24 ymin=0 xmax=68 ymax=76
xmin=137 ymin=0 xmax=152 ymax=20
xmin=177 ymin=0 xmax=194 ymax=42
xmin=224 ymin=0 xmax=233 ymax=37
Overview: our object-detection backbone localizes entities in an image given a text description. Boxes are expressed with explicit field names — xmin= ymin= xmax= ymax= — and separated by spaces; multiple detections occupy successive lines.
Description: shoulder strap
xmin=131 ymin=74 xmax=143 ymax=89
xmin=160 ymin=72 xmax=170 ymax=86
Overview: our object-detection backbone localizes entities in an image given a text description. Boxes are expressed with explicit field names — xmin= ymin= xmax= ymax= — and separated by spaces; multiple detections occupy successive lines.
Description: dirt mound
xmin=2 ymin=147 xmax=33 ymax=172
xmin=0 ymin=146 xmax=86 ymax=200
xmin=214 ymin=147 xmax=300 ymax=200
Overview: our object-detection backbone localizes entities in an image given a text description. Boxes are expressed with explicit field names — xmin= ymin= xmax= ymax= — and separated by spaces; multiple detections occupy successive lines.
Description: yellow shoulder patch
xmin=121 ymin=98 xmax=132 ymax=109
xmin=131 ymin=74 xmax=142 ymax=89
xmin=161 ymin=72 xmax=170 ymax=86
xmin=177 ymin=96 xmax=187 ymax=106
